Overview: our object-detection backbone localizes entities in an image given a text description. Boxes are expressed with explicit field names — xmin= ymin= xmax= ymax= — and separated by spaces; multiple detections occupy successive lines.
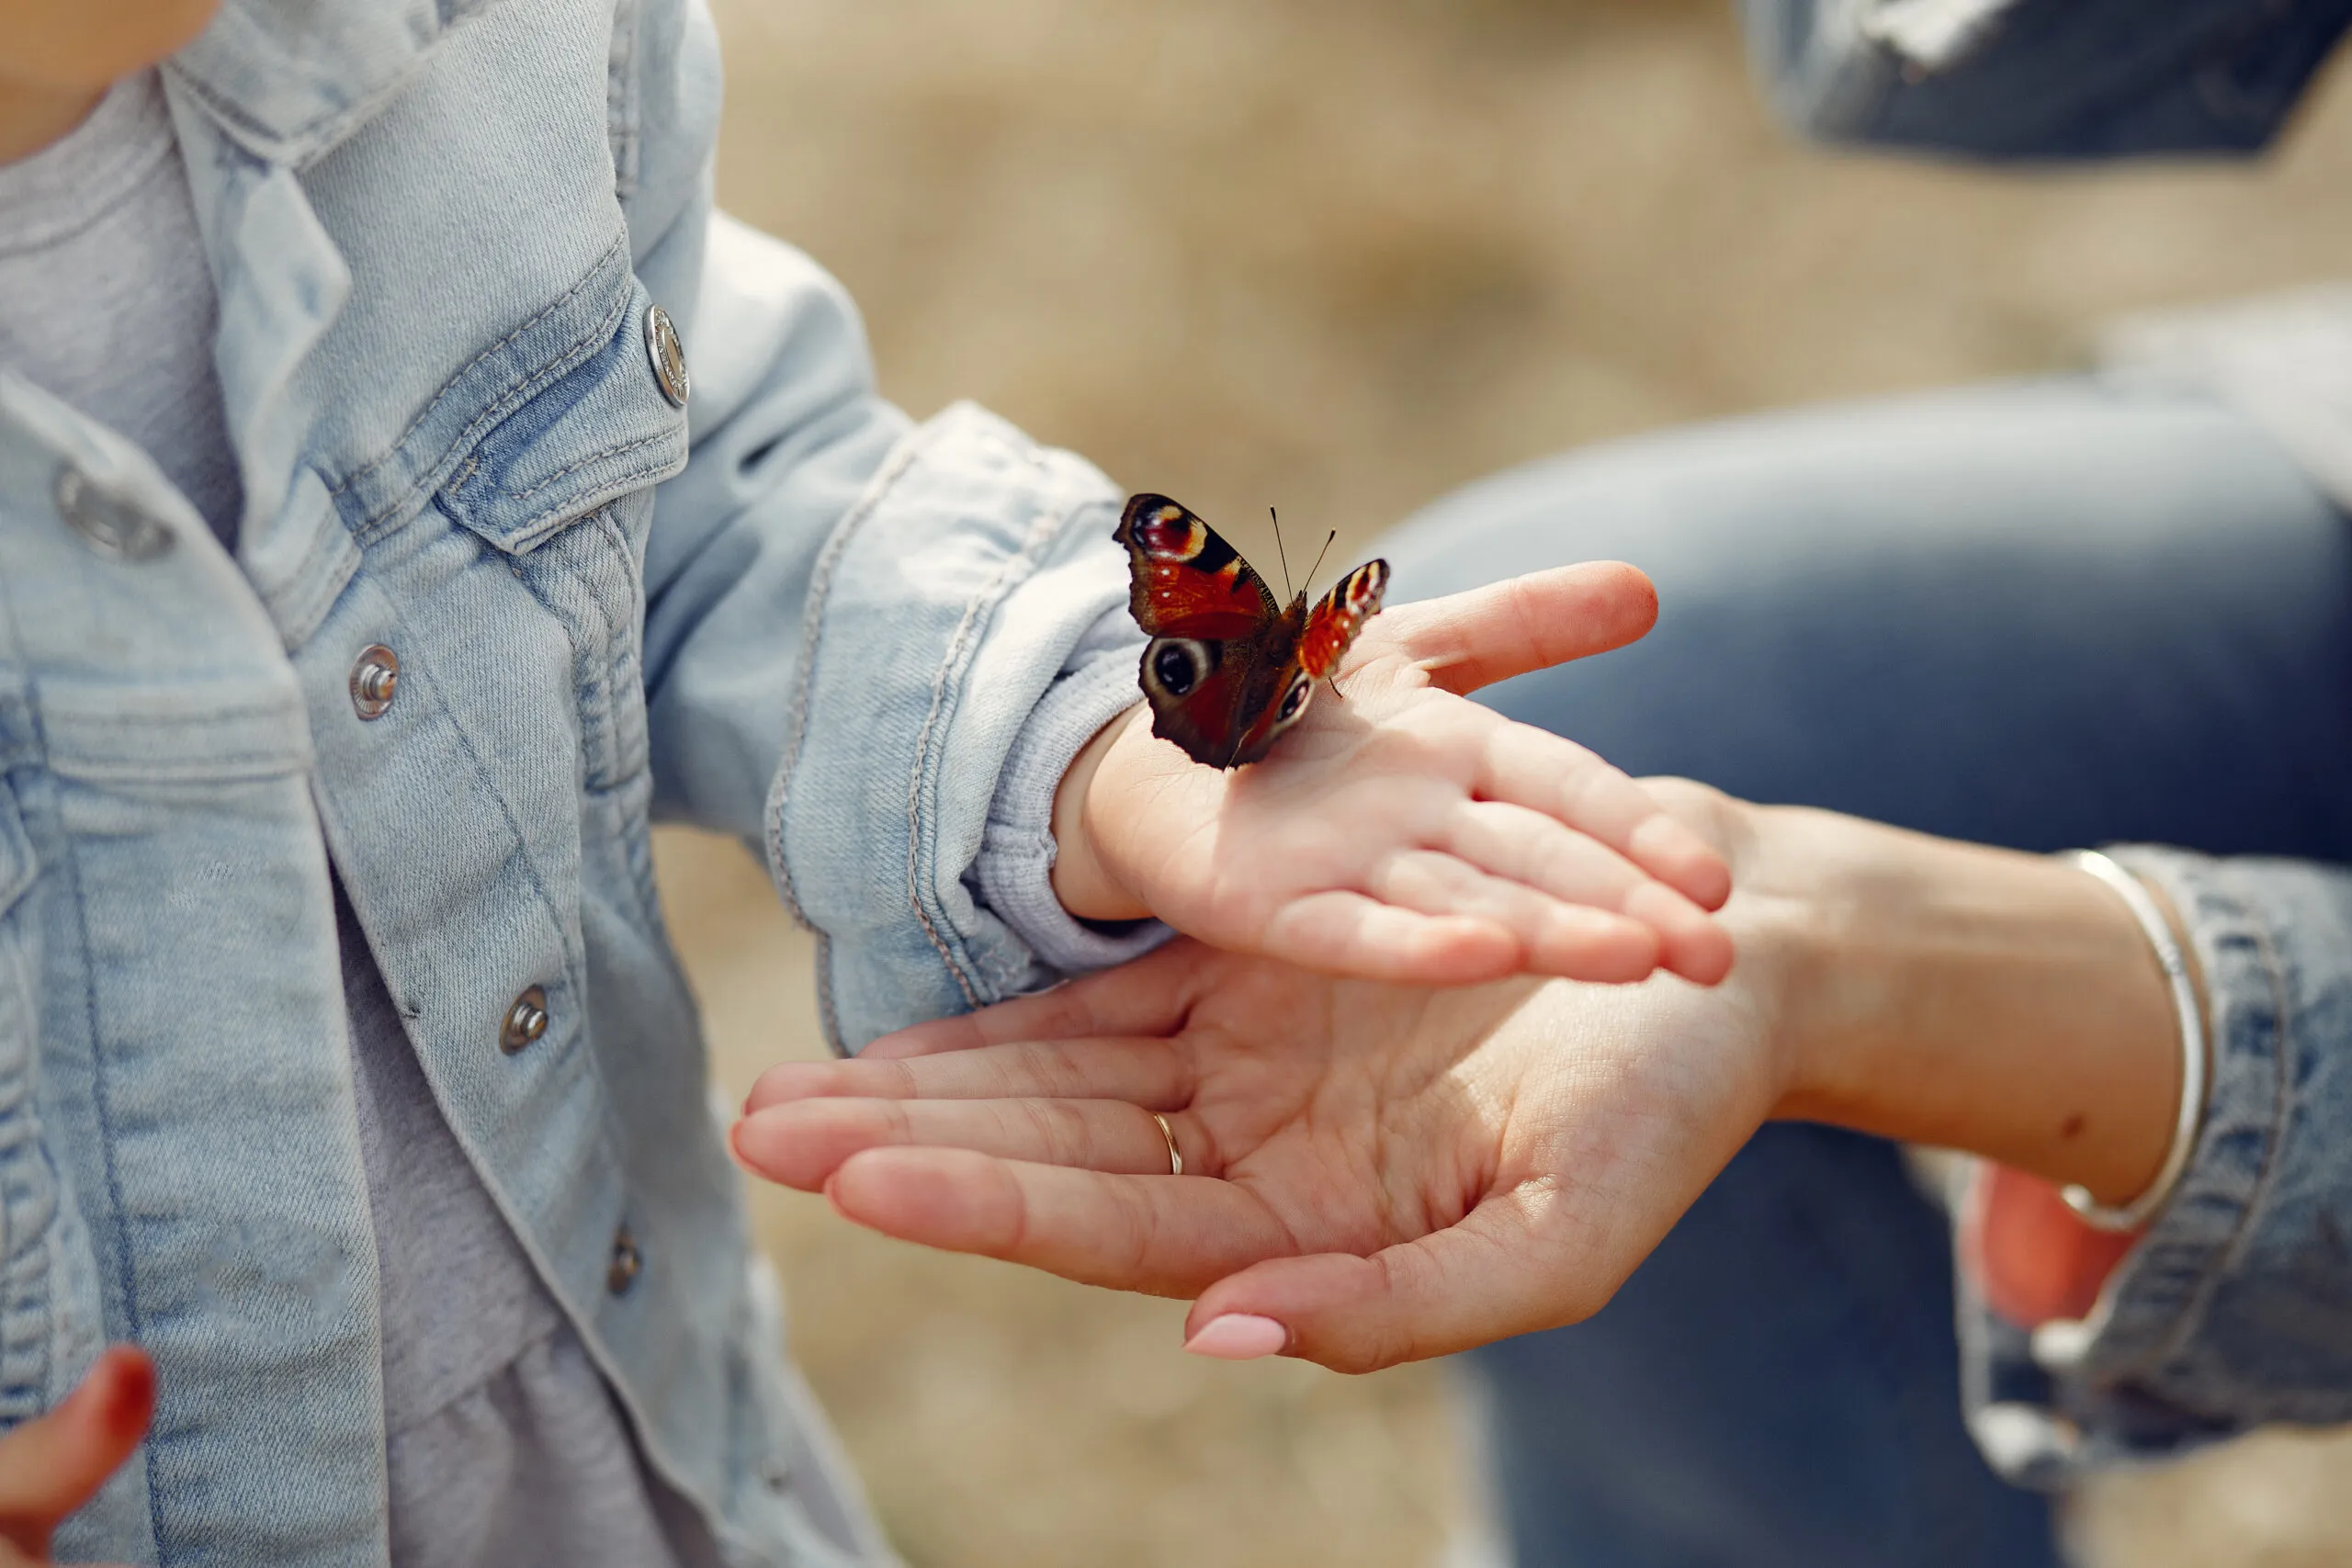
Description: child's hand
xmin=1051 ymin=562 xmax=1733 ymax=986
xmin=0 ymin=1347 xmax=153 ymax=1568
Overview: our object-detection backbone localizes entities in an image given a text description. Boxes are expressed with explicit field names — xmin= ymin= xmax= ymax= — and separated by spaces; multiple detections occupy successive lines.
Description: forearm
xmin=1728 ymin=802 xmax=2190 ymax=1205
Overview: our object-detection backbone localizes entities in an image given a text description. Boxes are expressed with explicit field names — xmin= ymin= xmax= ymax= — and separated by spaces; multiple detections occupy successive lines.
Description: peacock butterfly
xmin=1114 ymin=492 xmax=1390 ymax=769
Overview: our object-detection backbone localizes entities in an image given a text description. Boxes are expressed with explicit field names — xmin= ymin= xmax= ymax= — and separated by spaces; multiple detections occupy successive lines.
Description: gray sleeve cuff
xmin=974 ymin=641 xmax=1173 ymax=976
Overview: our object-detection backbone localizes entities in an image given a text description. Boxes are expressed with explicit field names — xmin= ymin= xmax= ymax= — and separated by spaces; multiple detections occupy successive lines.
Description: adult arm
xmin=735 ymin=781 xmax=2352 ymax=1476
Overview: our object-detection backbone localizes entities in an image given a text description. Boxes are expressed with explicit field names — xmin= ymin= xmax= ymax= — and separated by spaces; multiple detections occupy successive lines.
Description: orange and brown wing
xmin=1297 ymin=558 xmax=1390 ymax=679
xmin=1114 ymin=493 xmax=1281 ymax=641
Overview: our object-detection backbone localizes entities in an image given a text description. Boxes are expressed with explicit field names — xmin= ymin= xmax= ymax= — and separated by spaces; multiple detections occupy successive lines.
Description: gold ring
xmin=1150 ymin=1111 xmax=1183 ymax=1177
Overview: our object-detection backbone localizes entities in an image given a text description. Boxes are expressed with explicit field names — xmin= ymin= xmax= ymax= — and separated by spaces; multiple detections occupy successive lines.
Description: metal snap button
xmin=348 ymin=644 xmax=400 ymax=720
xmin=607 ymin=1226 xmax=642 ymax=1295
xmin=55 ymin=466 xmax=172 ymax=560
xmin=500 ymin=985 xmax=548 ymax=1054
xmin=642 ymin=303 xmax=690 ymax=408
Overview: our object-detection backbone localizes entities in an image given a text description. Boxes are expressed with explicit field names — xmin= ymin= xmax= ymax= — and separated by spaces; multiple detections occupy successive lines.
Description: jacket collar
xmin=164 ymin=0 xmax=487 ymax=167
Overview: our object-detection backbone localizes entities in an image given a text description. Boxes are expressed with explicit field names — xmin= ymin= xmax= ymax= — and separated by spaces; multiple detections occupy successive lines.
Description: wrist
xmin=1049 ymin=704 xmax=1152 ymax=924
xmin=1734 ymin=806 xmax=2182 ymax=1203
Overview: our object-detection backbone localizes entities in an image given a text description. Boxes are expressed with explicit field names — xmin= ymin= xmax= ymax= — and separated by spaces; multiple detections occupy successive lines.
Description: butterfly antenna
xmin=1269 ymin=506 xmax=1295 ymax=599
xmin=1305 ymin=529 xmax=1337 ymax=589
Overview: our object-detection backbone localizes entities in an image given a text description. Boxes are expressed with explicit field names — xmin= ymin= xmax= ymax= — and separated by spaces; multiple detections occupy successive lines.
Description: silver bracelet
xmin=2059 ymin=850 xmax=2208 ymax=1233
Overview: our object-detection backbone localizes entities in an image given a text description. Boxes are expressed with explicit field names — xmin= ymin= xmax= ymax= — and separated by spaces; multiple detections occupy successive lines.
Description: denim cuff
xmin=1962 ymin=845 xmax=2352 ymax=1484
xmin=764 ymin=402 xmax=1142 ymax=1052
xmin=975 ymin=648 xmax=1171 ymax=976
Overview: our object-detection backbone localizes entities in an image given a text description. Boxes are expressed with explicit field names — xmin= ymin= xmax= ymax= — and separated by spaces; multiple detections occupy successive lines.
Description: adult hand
xmin=0 ymin=1347 xmax=153 ymax=1568
xmin=736 ymin=907 xmax=1782 ymax=1371
xmin=738 ymin=779 xmax=2188 ymax=1371
xmin=1049 ymin=563 xmax=1734 ymax=987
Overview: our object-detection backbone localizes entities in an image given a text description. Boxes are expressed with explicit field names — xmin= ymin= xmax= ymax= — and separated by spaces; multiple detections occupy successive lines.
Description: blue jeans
xmin=1380 ymin=378 xmax=2352 ymax=1568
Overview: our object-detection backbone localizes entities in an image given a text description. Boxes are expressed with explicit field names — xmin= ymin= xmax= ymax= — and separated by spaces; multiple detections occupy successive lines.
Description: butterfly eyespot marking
xmin=1144 ymin=637 xmax=1216 ymax=700
xmin=1136 ymin=505 xmax=1205 ymax=560
xmin=1272 ymin=671 xmax=1314 ymax=731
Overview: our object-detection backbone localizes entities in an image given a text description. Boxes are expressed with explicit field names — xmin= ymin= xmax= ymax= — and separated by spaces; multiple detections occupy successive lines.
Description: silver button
xmin=55 ymin=467 xmax=171 ymax=560
xmin=348 ymin=645 xmax=401 ymax=720
xmin=500 ymin=986 xmax=548 ymax=1054
xmin=607 ymin=1226 xmax=642 ymax=1295
xmin=642 ymin=304 xmax=689 ymax=408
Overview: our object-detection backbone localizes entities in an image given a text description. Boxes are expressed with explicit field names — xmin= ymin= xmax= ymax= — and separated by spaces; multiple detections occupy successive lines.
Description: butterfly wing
xmin=1297 ymin=558 xmax=1391 ymax=678
xmin=1215 ymin=558 xmax=1389 ymax=767
xmin=1114 ymin=493 xmax=1294 ymax=768
xmin=1114 ymin=493 xmax=1282 ymax=639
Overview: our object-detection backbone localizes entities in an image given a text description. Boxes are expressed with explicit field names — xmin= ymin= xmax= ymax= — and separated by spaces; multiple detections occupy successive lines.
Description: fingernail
xmin=1183 ymin=1314 xmax=1289 ymax=1360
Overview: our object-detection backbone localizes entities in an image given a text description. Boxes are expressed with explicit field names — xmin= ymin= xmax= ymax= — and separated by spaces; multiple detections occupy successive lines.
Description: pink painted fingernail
xmin=1182 ymin=1314 xmax=1289 ymax=1360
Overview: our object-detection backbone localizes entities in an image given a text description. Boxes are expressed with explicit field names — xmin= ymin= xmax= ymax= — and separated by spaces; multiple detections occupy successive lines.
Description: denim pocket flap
xmin=436 ymin=281 xmax=690 ymax=556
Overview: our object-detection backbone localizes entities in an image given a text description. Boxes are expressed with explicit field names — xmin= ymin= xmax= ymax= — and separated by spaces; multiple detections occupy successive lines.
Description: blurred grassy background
xmin=656 ymin=3 xmax=2352 ymax=1564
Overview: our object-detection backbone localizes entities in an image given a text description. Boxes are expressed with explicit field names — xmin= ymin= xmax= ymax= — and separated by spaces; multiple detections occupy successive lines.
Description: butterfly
xmin=1114 ymin=492 xmax=1391 ymax=769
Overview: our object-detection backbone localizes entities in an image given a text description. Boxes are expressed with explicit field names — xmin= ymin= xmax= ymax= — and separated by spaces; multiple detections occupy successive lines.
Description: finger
xmin=736 ymin=1095 xmax=1202 ymax=1190
xmin=1182 ymin=1188 xmax=1598 ymax=1374
xmin=854 ymin=940 xmax=1205 ymax=1063
xmin=1446 ymin=804 xmax=1731 ymax=984
xmin=1478 ymin=725 xmax=1734 ymax=919
xmin=1260 ymin=890 xmax=1521 ymax=985
xmin=0 ymin=1346 xmax=154 ymax=1554
xmin=1390 ymin=563 xmax=1657 ymax=696
xmin=1364 ymin=849 xmax=1659 ymax=983
xmin=824 ymin=1146 xmax=1292 ymax=1297
xmin=745 ymin=1036 xmax=1187 ymax=1115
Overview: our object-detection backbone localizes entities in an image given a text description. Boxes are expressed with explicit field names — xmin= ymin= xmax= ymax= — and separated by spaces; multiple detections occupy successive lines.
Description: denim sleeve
xmin=1739 ymin=0 xmax=2352 ymax=161
xmin=974 ymin=606 xmax=1172 ymax=976
xmin=1960 ymin=847 xmax=2352 ymax=1487
xmin=637 ymin=210 xmax=1151 ymax=1052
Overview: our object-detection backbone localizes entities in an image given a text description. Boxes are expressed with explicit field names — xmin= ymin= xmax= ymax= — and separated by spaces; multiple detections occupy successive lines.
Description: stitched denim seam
xmin=331 ymin=232 xmax=630 ymax=524
xmin=764 ymin=434 xmax=928 ymax=936
xmin=2137 ymin=867 xmax=2294 ymax=1382
xmin=901 ymin=503 xmax=1048 ymax=1013
xmin=505 ymin=428 xmax=679 ymax=505
xmin=500 ymin=452 xmax=683 ymax=547
xmin=371 ymin=586 xmax=591 ymax=1007
xmin=252 ymin=481 xmax=360 ymax=652
xmin=813 ymin=933 xmax=845 ymax=1060
xmin=46 ymin=752 xmax=311 ymax=785
xmin=161 ymin=7 xmax=480 ymax=169
xmin=504 ymin=503 xmax=637 ymax=791
xmin=51 ymin=822 xmax=156 ymax=1555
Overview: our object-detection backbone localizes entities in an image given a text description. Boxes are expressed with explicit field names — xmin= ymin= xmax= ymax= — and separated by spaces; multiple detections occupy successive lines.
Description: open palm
xmin=1062 ymin=563 xmax=1734 ymax=987
xmin=734 ymin=934 xmax=1782 ymax=1371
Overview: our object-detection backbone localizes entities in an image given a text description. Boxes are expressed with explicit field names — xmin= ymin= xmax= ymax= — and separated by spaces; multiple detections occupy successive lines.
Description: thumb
xmin=0 ymin=1347 xmax=154 ymax=1556
xmin=1179 ymin=1198 xmax=1601 ymax=1374
xmin=1390 ymin=561 xmax=1658 ymax=696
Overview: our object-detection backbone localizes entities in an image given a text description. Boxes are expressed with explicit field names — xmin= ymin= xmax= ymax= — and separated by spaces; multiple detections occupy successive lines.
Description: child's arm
xmin=639 ymin=220 xmax=1724 ymax=1048
xmin=621 ymin=28 xmax=1721 ymax=1045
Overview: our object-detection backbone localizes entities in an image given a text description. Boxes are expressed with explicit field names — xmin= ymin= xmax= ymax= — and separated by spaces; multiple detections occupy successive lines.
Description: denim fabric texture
xmin=0 ymin=0 xmax=1144 ymax=1562
xmin=1742 ymin=0 xmax=2352 ymax=159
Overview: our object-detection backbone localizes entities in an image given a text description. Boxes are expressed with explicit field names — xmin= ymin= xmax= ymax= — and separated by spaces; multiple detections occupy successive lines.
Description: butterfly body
xmin=1114 ymin=493 xmax=1390 ymax=769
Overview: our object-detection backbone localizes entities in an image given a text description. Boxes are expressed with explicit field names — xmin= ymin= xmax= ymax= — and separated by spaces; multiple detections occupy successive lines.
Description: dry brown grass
xmin=658 ymin=4 xmax=2352 ymax=1563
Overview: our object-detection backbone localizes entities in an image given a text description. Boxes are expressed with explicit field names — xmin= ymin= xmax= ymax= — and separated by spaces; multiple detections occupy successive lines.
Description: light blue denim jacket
xmin=0 ymin=0 xmax=1150 ymax=1562
xmin=1745 ymin=0 xmax=2352 ymax=1484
